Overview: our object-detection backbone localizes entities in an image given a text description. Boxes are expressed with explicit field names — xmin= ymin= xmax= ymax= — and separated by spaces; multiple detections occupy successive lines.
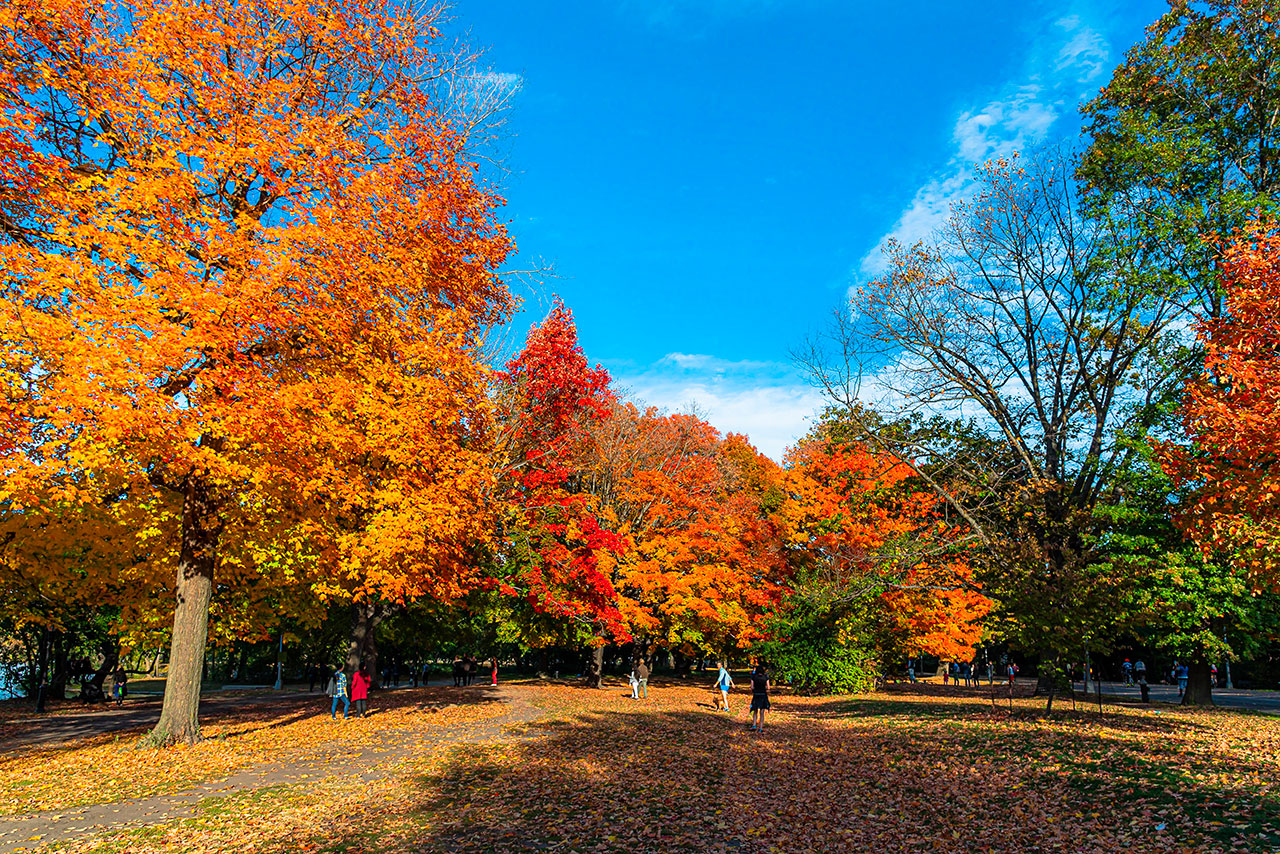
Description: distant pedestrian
xmin=1135 ymin=659 xmax=1146 ymax=682
xmin=715 ymin=661 xmax=734 ymax=711
xmin=352 ymin=665 xmax=371 ymax=717
xmin=942 ymin=665 xmax=949 ymax=686
xmin=111 ymin=667 xmax=127 ymax=707
xmin=491 ymin=657 xmax=499 ymax=686
xmin=749 ymin=664 xmax=770 ymax=731
xmin=452 ymin=657 xmax=463 ymax=687
xmin=464 ymin=655 xmax=476 ymax=686
xmin=328 ymin=666 xmax=350 ymax=719
xmin=1176 ymin=662 xmax=1189 ymax=697
xmin=634 ymin=659 xmax=650 ymax=700
xmin=628 ymin=668 xmax=640 ymax=699
xmin=1121 ymin=659 xmax=1133 ymax=685
xmin=1006 ymin=662 xmax=1016 ymax=685
xmin=906 ymin=662 xmax=916 ymax=684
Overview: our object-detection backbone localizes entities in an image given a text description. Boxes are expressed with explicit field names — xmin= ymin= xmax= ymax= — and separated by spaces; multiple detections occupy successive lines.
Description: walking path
xmin=0 ymin=686 xmax=544 ymax=853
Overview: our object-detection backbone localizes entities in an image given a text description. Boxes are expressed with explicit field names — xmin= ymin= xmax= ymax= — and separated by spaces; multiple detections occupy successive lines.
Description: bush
xmin=753 ymin=606 xmax=877 ymax=695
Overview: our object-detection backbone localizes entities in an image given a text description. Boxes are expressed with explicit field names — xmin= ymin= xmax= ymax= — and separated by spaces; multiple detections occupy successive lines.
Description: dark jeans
xmin=355 ymin=698 xmax=367 ymax=716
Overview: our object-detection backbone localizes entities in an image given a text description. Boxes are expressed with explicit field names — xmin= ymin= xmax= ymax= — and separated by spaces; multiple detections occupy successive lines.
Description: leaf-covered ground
xmin=9 ymin=680 xmax=1280 ymax=853
xmin=0 ymin=689 xmax=506 ymax=817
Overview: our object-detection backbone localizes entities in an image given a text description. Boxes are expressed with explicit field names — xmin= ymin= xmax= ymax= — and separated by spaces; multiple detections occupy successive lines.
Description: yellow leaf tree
xmin=0 ymin=0 xmax=511 ymax=743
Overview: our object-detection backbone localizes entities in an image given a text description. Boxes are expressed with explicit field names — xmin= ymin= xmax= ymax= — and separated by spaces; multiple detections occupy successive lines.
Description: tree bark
xmin=1181 ymin=659 xmax=1215 ymax=706
xmin=584 ymin=644 xmax=604 ymax=688
xmin=345 ymin=601 xmax=386 ymax=687
xmin=48 ymin=632 xmax=69 ymax=701
xmin=146 ymin=474 xmax=219 ymax=746
xmin=83 ymin=640 xmax=119 ymax=703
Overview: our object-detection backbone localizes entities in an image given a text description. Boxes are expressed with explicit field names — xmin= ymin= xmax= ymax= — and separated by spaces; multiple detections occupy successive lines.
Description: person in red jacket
xmin=351 ymin=665 xmax=371 ymax=717
xmin=490 ymin=657 xmax=498 ymax=686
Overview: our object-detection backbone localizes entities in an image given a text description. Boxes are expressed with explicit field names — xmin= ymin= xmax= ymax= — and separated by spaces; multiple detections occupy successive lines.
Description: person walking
xmin=715 ymin=661 xmax=734 ymax=711
xmin=749 ymin=664 xmax=770 ymax=731
xmin=491 ymin=657 xmax=499 ymax=686
xmin=628 ymin=667 xmax=640 ymax=699
xmin=1176 ymin=662 xmax=1189 ymax=697
xmin=351 ymin=665 xmax=371 ymax=717
xmin=1135 ymin=659 xmax=1146 ymax=683
xmin=634 ymin=658 xmax=650 ymax=700
xmin=111 ymin=667 xmax=127 ymax=707
xmin=328 ymin=666 xmax=350 ymax=719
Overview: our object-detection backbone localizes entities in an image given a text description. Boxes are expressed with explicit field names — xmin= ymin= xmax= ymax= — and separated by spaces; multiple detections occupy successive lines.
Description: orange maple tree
xmin=777 ymin=437 xmax=989 ymax=660
xmin=0 ymin=0 xmax=511 ymax=743
xmin=1163 ymin=219 xmax=1280 ymax=590
xmin=598 ymin=409 xmax=788 ymax=656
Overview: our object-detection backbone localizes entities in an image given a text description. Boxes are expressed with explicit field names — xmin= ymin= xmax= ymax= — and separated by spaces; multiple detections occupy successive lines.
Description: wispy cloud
xmin=612 ymin=353 xmax=821 ymax=462
xmin=857 ymin=14 xmax=1110 ymax=279
xmin=1055 ymin=16 xmax=1109 ymax=83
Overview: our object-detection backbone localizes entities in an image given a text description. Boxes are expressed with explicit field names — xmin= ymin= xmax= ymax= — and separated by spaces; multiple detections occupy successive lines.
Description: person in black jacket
xmin=749 ymin=664 xmax=770 ymax=731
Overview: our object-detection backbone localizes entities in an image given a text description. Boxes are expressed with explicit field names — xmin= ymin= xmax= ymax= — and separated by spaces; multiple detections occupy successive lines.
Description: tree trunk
xmin=584 ymin=645 xmax=604 ymax=688
xmin=345 ymin=601 xmax=386 ymax=687
xmin=33 ymin=627 xmax=50 ymax=712
xmin=1181 ymin=659 xmax=1215 ymax=707
xmin=146 ymin=474 xmax=219 ymax=746
xmin=48 ymin=632 xmax=69 ymax=701
xmin=229 ymin=645 xmax=248 ymax=682
xmin=83 ymin=641 xmax=119 ymax=703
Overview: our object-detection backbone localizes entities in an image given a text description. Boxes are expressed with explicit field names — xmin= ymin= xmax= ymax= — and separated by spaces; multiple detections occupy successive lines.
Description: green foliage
xmin=754 ymin=602 xmax=877 ymax=695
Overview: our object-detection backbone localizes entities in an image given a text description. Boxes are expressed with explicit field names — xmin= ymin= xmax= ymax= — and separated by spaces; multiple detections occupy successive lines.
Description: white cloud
xmin=1055 ymin=16 xmax=1109 ymax=83
xmin=856 ymin=12 xmax=1111 ymax=279
xmin=614 ymin=353 xmax=821 ymax=462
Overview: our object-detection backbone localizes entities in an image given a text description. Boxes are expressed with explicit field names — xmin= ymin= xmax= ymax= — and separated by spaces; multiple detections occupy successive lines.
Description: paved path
xmin=0 ymin=686 xmax=544 ymax=853
xmin=1089 ymin=680 xmax=1280 ymax=713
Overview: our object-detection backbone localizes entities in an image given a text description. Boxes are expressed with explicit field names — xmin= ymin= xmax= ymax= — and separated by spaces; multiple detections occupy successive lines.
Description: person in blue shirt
xmin=1176 ymin=662 xmax=1189 ymax=697
xmin=715 ymin=661 xmax=734 ymax=712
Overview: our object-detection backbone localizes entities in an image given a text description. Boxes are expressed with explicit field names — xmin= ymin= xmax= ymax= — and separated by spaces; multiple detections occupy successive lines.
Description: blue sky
xmin=453 ymin=1 xmax=1167 ymax=460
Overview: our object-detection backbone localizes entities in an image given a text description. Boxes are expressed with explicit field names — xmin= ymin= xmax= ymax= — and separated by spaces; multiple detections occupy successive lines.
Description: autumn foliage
xmin=0 ymin=0 xmax=511 ymax=741
xmin=1164 ymin=220 xmax=1280 ymax=591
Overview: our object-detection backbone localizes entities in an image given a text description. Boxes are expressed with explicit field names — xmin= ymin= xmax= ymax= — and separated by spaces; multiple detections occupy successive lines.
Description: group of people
xmin=709 ymin=661 xmax=772 ymax=731
xmin=939 ymin=661 xmax=989 ymax=687
xmin=451 ymin=655 xmax=498 ymax=687
xmin=325 ymin=664 xmax=372 ymax=719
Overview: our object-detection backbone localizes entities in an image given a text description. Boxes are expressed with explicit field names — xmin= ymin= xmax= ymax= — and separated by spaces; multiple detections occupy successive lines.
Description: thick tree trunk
xmin=146 ymin=475 xmax=219 ymax=746
xmin=1181 ymin=659 xmax=1215 ymax=707
xmin=584 ymin=645 xmax=604 ymax=688
xmin=345 ymin=601 xmax=385 ymax=687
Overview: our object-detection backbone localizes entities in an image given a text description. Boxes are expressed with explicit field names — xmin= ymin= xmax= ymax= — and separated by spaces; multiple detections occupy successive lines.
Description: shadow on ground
xmin=283 ymin=691 xmax=1280 ymax=854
